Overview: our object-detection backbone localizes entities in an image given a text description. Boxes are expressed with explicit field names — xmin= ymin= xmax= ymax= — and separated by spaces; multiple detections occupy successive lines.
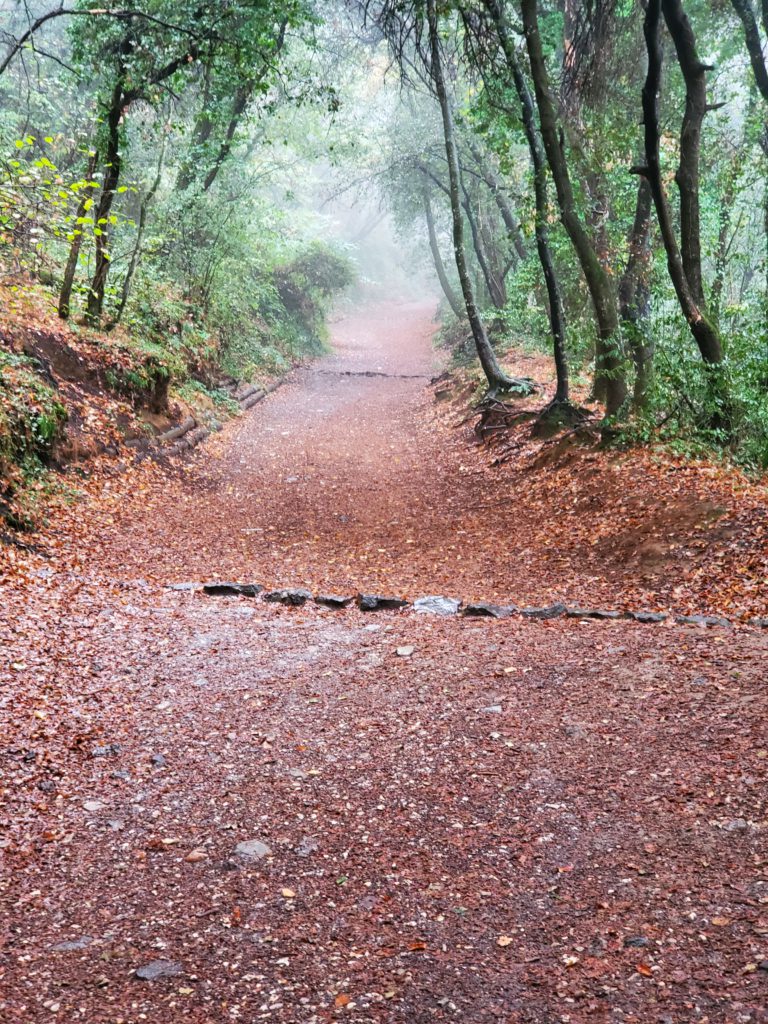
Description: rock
xmin=151 ymin=753 xmax=166 ymax=767
xmin=296 ymin=837 xmax=319 ymax=858
xmin=263 ymin=588 xmax=312 ymax=606
xmin=413 ymin=595 xmax=461 ymax=616
xmin=91 ymin=743 xmax=121 ymax=758
xmin=167 ymin=582 xmax=202 ymax=592
xmin=134 ymin=959 xmax=183 ymax=981
xmin=520 ymin=603 xmax=567 ymax=620
xmin=749 ymin=617 xmax=768 ymax=628
xmin=234 ymin=839 xmax=272 ymax=861
xmin=758 ymin=960 xmax=768 ymax=971
xmin=357 ymin=594 xmax=409 ymax=612
xmin=623 ymin=936 xmax=649 ymax=948
xmin=565 ymin=607 xmax=622 ymax=620
xmin=202 ymin=582 xmax=263 ymax=598
xmin=563 ymin=722 xmax=589 ymax=740
xmin=396 ymin=645 xmax=415 ymax=657
xmin=315 ymin=594 xmax=355 ymax=609
xmin=51 ymin=935 xmax=94 ymax=952
xmin=721 ymin=817 xmax=748 ymax=832
xmin=625 ymin=610 xmax=668 ymax=624
xmin=481 ymin=704 xmax=503 ymax=714
xmin=461 ymin=602 xmax=516 ymax=619
xmin=212 ymin=582 xmax=260 ymax=599
xmin=110 ymin=770 xmax=130 ymax=781
xmin=676 ymin=614 xmax=731 ymax=628
xmin=83 ymin=800 xmax=105 ymax=812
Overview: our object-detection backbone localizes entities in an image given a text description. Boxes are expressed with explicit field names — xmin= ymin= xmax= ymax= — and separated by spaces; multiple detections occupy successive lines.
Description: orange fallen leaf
xmin=334 ymin=994 xmax=351 ymax=1007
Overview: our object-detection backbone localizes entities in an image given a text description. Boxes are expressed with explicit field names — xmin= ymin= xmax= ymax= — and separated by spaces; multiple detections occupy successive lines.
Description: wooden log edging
xmin=150 ymin=376 xmax=283 ymax=458
xmin=157 ymin=416 xmax=196 ymax=444
xmin=165 ymin=582 xmax=768 ymax=630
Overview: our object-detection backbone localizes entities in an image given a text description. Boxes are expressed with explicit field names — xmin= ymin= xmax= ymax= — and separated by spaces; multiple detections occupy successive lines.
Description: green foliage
xmin=0 ymin=349 xmax=67 ymax=525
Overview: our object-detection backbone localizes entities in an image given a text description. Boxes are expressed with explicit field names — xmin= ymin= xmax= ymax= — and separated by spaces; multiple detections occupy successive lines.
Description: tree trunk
xmin=639 ymin=0 xmax=728 ymax=430
xmin=176 ymin=67 xmax=214 ymax=192
xmin=618 ymin=177 xmax=654 ymax=409
xmin=638 ymin=0 xmax=724 ymax=367
xmin=731 ymin=0 xmax=768 ymax=103
xmin=113 ymin=136 xmax=166 ymax=324
xmin=86 ymin=79 xmax=124 ymax=325
xmin=426 ymin=0 xmax=524 ymax=393
xmin=467 ymin=143 xmax=527 ymax=261
xmin=422 ymin=187 xmax=465 ymax=319
xmin=462 ymin=185 xmax=506 ymax=308
xmin=520 ymin=0 xmax=627 ymax=416
xmin=58 ymin=148 xmax=99 ymax=320
xmin=662 ymin=0 xmax=709 ymax=308
xmin=710 ymin=156 xmax=740 ymax=325
xmin=482 ymin=0 xmax=569 ymax=405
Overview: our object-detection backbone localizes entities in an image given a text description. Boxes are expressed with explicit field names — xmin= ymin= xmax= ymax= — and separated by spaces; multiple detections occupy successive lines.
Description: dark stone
xmin=623 ymin=936 xmax=649 ymax=948
xmin=357 ymin=594 xmax=409 ymax=612
xmin=110 ymin=770 xmax=131 ymax=781
xmin=520 ymin=603 xmax=567 ymax=620
xmin=461 ymin=602 xmax=516 ymax=619
xmin=51 ymin=935 xmax=94 ymax=952
xmin=675 ymin=614 xmax=731 ymax=628
xmin=263 ymin=588 xmax=312 ymax=606
xmin=314 ymin=594 xmax=355 ymax=609
xmin=565 ymin=608 xmax=622 ymax=620
xmin=92 ymin=743 xmax=121 ymax=758
xmin=295 ymin=836 xmax=319 ymax=858
xmin=414 ymin=595 xmax=461 ymax=616
xmin=202 ymin=582 xmax=263 ymax=598
xmin=749 ymin=617 xmax=768 ymax=628
xmin=134 ymin=959 xmax=183 ymax=981
xmin=625 ymin=610 xmax=668 ymax=624
xmin=758 ymin=960 xmax=768 ymax=971
xmin=151 ymin=753 xmax=166 ymax=767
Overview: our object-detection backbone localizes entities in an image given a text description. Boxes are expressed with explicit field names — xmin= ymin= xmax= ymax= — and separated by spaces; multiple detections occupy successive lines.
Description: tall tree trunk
xmin=639 ymin=0 xmax=728 ymax=428
xmin=113 ymin=136 xmax=166 ymax=324
xmin=426 ymin=0 xmax=525 ymax=393
xmin=462 ymin=185 xmax=506 ymax=308
xmin=482 ymin=0 xmax=569 ymax=405
xmin=86 ymin=79 xmax=124 ymax=325
xmin=730 ymin=0 xmax=768 ymax=103
xmin=618 ymin=178 xmax=654 ymax=409
xmin=423 ymin=187 xmax=465 ymax=319
xmin=176 ymin=67 xmax=214 ymax=192
xmin=58 ymin=148 xmax=99 ymax=320
xmin=467 ymin=143 xmax=527 ymax=261
xmin=710 ymin=156 xmax=740 ymax=325
xmin=638 ymin=0 xmax=724 ymax=366
xmin=520 ymin=0 xmax=627 ymax=416
xmin=663 ymin=0 xmax=709 ymax=308
xmin=201 ymin=85 xmax=251 ymax=192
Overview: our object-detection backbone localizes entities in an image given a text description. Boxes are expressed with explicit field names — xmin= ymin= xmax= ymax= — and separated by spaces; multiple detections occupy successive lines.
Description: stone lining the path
xmin=165 ymin=582 xmax=765 ymax=629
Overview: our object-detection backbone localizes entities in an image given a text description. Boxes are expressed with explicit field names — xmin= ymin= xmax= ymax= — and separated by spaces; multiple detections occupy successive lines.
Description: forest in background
xmin=2 ymin=0 xmax=768 ymax=527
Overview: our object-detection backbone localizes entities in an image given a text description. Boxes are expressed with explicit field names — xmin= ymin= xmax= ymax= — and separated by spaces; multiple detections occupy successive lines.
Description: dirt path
xmin=2 ymin=304 xmax=768 ymax=1023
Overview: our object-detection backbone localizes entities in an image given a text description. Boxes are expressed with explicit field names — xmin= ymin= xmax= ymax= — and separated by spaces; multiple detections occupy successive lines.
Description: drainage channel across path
xmin=2 ymin=302 xmax=768 ymax=1023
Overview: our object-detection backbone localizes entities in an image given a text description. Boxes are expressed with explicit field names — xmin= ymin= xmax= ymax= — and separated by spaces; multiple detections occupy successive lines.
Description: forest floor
xmin=2 ymin=301 xmax=768 ymax=1023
